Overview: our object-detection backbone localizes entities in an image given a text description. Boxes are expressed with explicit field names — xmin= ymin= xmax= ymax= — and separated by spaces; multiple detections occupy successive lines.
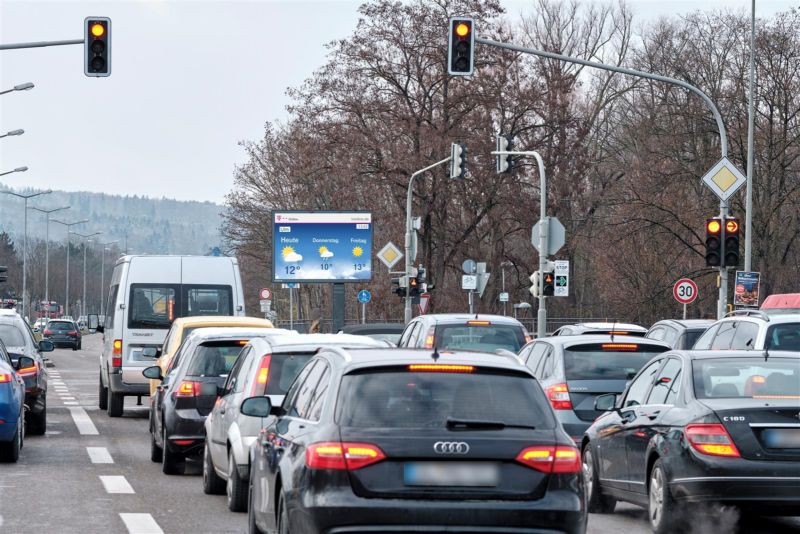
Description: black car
xmin=582 ymin=350 xmax=800 ymax=533
xmin=645 ymin=319 xmax=715 ymax=349
xmin=0 ymin=311 xmax=54 ymax=435
xmin=243 ymin=348 xmax=587 ymax=534
xmin=43 ymin=319 xmax=82 ymax=350
xmin=340 ymin=323 xmax=405 ymax=345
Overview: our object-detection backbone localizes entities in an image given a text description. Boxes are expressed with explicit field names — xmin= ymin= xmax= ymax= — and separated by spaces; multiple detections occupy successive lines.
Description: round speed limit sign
xmin=673 ymin=278 xmax=698 ymax=305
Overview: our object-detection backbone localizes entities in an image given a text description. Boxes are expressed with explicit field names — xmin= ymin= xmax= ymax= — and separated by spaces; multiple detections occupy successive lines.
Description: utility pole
xmin=744 ymin=0 xmax=756 ymax=272
xmin=53 ymin=219 xmax=88 ymax=317
xmin=30 ymin=205 xmax=70 ymax=307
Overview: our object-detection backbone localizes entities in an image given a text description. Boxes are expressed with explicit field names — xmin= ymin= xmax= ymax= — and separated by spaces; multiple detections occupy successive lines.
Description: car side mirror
xmin=142 ymin=348 xmax=158 ymax=358
xmin=595 ymin=393 xmax=618 ymax=412
xmin=88 ymin=314 xmax=99 ymax=331
xmin=16 ymin=356 xmax=35 ymax=371
xmin=38 ymin=340 xmax=55 ymax=353
xmin=240 ymin=396 xmax=273 ymax=418
xmin=96 ymin=324 xmax=105 ymax=333
xmin=142 ymin=365 xmax=163 ymax=380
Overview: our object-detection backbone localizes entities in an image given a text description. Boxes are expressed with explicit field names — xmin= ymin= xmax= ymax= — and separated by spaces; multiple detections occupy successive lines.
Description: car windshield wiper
xmin=446 ymin=418 xmax=536 ymax=430
xmin=135 ymin=318 xmax=169 ymax=327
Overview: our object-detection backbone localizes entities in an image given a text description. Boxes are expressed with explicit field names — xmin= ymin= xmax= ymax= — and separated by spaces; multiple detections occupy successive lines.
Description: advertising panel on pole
xmin=272 ymin=211 xmax=373 ymax=283
xmin=734 ymin=271 xmax=761 ymax=308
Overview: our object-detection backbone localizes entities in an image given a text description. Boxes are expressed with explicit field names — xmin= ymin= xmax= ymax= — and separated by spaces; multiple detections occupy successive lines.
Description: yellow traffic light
xmin=726 ymin=219 xmax=739 ymax=233
xmin=706 ymin=219 xmax=721 ymax=234
xmin=91 ymin=23 xmax=105 ymax=37
xmin=455 ymin=23 xmax=470 ymax=37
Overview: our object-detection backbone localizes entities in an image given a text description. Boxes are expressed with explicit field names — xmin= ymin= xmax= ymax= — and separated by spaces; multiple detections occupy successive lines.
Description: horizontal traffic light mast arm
xmin=475 ymin=36 xmax=728 ymax=158
xmin=0 ymin=39 xmax=82 ymax=51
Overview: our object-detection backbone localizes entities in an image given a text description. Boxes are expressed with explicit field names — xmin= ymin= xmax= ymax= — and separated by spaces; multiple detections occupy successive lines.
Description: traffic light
xmin=542 ymin=270 xmax=555 ymax=297
xmin=448 ymin=18 xmax=474 ymax=76
xmin=496 ymin=134 xmax=513 ymax=173
xmin=417 ymin=266 xmax=427 ymax=292
xmin=450 ymin=142 xmax=466 ymax=179
xmin=391 ymin=276 xmax=407 ymax=297
xmin=529 ymin=271 xmax=540 ymax=297
xmin=85 ymin=17 xmax=111 ymax=77
xmin=0 ymin=266 xmax=7 ymax=284
xmin=724 ymin=217 xmax=740 ymax=267
xmin=705 ymin=218 xmax=722 ymax=267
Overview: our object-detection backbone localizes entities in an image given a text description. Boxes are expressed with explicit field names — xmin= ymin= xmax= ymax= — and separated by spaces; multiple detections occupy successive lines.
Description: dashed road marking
xmin=61 ymin=396 xmax=76 ymax=401
xmin=99 ymin=475 xmax=134 ymax=494
xmin=68 ymin=406 xmax=98 ymax=435
xmin=119 ymin=513 xmax=163 ymax=534
xmin=87 ymin=447 xmax=114 ymax=464
xmin=63 ymin=401 xmax=79 ymax=405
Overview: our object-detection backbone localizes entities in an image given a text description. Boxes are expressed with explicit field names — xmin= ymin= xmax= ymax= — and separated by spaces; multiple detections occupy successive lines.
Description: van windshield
xmin=128 ymin=284 xmax=234 ymax=329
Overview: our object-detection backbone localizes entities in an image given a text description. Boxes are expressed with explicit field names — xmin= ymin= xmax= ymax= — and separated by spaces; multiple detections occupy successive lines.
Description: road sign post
xmin=357 ymin=290 xmax=371 ymax=324
xmin=673 ymin=278 xmax=698 ymax=319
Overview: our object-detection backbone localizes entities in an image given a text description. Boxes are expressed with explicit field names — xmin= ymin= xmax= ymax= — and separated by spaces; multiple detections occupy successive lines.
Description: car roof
xmin=341 ymin=323 xmax=405 ymax=334
xmin=170 ymin=316 xmax=275 ymax=329
xmin=325 ymin=347 xmax=529 ymax=372
xmin=253 ymin=333 xmax=386 ymax=350
xmin=666 ymin=349 xmax=800 ymax=360
xmin=650 ymin=319 xmax=716 ymax=329
xmin=720 ymin=311 xmax=800 ymax=323
xmin=563 ymin=322 xmax=647 ymax=331
xmin=537 ymin=334 xmax=671 ymax=349
xmin=184 ymin=326 xmax=291 ymax=342
xmin=418 ymin=314 xmax=525 ymax=326
xmin=0 ymin=309 xmax=21 ymax=318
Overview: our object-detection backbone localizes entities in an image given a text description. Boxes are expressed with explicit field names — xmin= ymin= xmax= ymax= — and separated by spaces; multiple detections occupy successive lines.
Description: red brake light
xmin=545 ymin=383 xmax=573 ymax=410
xmin=407 ymin=364 xmax=475 ymax=373
xmin=467 ymin=320 xmax=491 ymax=326
xmin=423 ymin=327 xmax=435 ymax=349
xmin=251 ymin=354 xmax=272 ymax=395
xmin=601 ymin=343 xmax=638 ymax=351
xmin=43 ymin=329 xmax=53 ymax=336
xmin=516 ymin=445 xmax=581 ymax=473
xmin=0 ymin=373 xmax=12 ymax=383
xmin=306 ymin=442 xmax=385 ymax=470
xmin=17 ymin=362 xmax=38 ymax=376
xmin=112 ymin=339 xmax=123 ymax=368
xmin=175 ymin=380 xmax=200 ymax=398
xmin=684 ymin=423 xmax=740 ymax=457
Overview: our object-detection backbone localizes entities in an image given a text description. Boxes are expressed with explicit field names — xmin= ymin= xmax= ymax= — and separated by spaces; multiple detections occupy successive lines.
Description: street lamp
xmin=30 ymin=205 xmax=70 ymax=307
xmin=1 ymin=189 xmax=53 ymax=320
xmin=0 ymin=166 xmax=28 ymax=177
xmin=100 ymin=240 xmax=119 ymax=315
xmin=0 ymin=82 xmax=34 ymax=96
xmin=71 ymin=231 xmax=101 ymax=319
xmin=53 ymin=219 xmax=88 ymax=317
xmin=0 ymin=129 xmax=24 ymax=139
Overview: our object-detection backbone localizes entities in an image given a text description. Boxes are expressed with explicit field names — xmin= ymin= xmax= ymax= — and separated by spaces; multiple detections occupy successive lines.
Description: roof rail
xmin=724 ymin=309 xmax=770 ymax=321
xmin=494 ymin=348 xmax=523 ymax=364
xmin=318 ymin=345 xmax=352 ymax=362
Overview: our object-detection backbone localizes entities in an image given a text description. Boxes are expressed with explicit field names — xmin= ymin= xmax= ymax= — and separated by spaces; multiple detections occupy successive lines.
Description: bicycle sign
xmin=673 ymin=278 xmax=698 ymax=305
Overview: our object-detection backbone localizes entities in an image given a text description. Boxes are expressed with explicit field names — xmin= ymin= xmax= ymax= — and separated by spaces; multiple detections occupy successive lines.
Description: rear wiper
xmin=446 ymin=418 xmax=536 ymax=430
xmin=135 ymin=319 xmax=169 ymax=327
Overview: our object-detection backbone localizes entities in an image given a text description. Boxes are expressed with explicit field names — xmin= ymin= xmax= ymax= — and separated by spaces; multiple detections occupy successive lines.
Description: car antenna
xmin=763 ymin=342 xmax=770 ymax=362
xmin=431 ymin=342 xmax=440 ymax=362
xmin=610 ymin=320 xmax=617 ymax=343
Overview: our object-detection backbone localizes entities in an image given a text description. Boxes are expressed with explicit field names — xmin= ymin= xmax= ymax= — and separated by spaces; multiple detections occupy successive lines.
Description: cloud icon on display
xmin=284 ymin=251 xmax=303 ymax=262
xmin=321 ymin=250 xmax=334 ymax=259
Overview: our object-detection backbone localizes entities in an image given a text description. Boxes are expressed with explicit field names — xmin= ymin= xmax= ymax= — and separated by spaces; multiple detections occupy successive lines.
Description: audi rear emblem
xmin=433 ymin=441 xmax=470 ymax=454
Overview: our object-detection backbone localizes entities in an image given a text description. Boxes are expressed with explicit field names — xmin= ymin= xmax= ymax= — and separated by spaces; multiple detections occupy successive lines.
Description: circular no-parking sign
xmin=259 ymin=287 xmax=272 ymax=300
xmin=673 ymin=278 xmax=698 ymax=305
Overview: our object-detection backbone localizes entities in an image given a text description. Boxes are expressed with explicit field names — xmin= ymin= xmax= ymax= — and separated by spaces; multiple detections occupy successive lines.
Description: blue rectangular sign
xmin=272 ymin=211 xmax=372 ymax=283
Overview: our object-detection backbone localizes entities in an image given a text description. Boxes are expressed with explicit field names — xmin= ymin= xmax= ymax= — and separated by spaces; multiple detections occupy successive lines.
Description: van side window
xmin=105 ymin=284 xmax=119 ymax=329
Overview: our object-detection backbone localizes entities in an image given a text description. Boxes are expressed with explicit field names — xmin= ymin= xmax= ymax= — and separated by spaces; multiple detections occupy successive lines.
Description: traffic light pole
xmin=477 ymin=36 xmax=731 ymax=319
xmin=0 ymin=39 xmax=82 ymax=51
xmin=404 ymin=156 xmax=452 ymax=324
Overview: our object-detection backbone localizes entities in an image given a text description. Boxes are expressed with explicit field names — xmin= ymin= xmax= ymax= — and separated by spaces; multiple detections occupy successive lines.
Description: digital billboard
xmin=272 ymin=211 xmax=373 ymax=283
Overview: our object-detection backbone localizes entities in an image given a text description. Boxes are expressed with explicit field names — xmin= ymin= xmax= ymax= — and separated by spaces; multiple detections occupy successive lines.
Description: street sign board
xmin=377 ymin=242 xmax=403 ymax=269
xmin=259 ymin=299 xmax=271 ymax=313
xmin=418 ymin=293 xmax=431 ymax=314
xmin=462 ymin=275 xmax=477 ymax=290
xmin=259 ymin=287 xmax=272 ymax=300
xmin=281 ymin=283 xmax=299 ymax=289
xmin=734 ymin=271 xmax=761 ymax=308
xmin=272 ymin=211 xmax=372 ymax=283
xmin=701 ymin=158 xmax=747 ymax=201
xmin=499 ymin=292 xmax=509 ymax=302
xmin=673 ymin=278 xmax=698 ymax=305
xmin=531 ymin=217 xmax=566 ymax=256
xmin=357 ymin=289 xmax=372 ymax=304
xmin=461 ymin=259 xmax=477 ymax=274
xmin=553 ymin=260 xmax=569 ymax=297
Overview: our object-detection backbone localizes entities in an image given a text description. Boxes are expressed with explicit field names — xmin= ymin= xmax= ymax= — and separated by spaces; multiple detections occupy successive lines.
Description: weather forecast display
xmin=272 ymin=211 xmax=373 ymax=283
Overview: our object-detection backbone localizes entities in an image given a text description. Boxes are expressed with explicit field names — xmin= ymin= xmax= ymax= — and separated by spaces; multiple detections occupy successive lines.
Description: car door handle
xmin=220 ymin=407 xmax=226 ymax=414
xmin=642 ymin=410 xmax=660 ymax=420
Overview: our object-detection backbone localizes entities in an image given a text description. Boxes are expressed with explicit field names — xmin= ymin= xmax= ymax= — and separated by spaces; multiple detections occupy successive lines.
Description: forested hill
xmin=0 ymin=185 xmax=222 ymax=255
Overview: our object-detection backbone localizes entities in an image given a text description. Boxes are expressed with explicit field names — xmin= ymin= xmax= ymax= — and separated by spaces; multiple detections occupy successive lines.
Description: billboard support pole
xmin=332 ymin=283 xmax=345 ymax=333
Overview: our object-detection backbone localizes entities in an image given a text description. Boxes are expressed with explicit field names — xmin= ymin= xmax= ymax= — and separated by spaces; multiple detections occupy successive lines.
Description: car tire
xmin=27 ymin=396 xmax=47 ymax=436
xmin=98 ymin=374 xmax=108 ymax=410
xmin=150 ymin=428 xmax=163 ymax=463
xmin=161 ymin=425 xmax=184 ymax=475
xmin=0 ymin=414 xmax=23 ymax=463
xmin=649 ymin=459 xmax=679 ymax=533
xmin=227 ymin=451 xmax=248 ymax=512
xmin=203 ymin=442 xmax=225 ymax=495
xmin=248 ymin=465 xmax=264 ymax=534
xmin=277 ymin=488 xmax=289 ymax=534
xmin=583 ymin=446 xmax=616 ymax=513
xmin=107 ymin=390 xmax=124 ymax=417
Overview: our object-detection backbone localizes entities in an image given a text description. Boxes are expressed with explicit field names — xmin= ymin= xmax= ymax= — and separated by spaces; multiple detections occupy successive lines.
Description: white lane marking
xmin=63 ymin=401 xmax=79 ymax=405
xmin=61 ymin=396 xmax=76 ymax=400
xmin=52 ymin=380 xmax=65 ymax=384
xmin=0 ymin=514 xmax=4 ymax=527
xmin=68 ymin=407 xmax=98 ymax=435
xmin=55 ymin=387 xmax=69 ymax=392
xmin=99 ymin=475 xmax=134 ymax=494
xmin=87 ymin=447 xmax=113 ymax=464
xmin=119 ymin=513 xmax=163 ymax=534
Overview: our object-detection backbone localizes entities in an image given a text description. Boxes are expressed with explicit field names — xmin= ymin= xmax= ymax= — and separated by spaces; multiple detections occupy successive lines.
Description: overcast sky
xmin=1 ymin=1 xmax=795 ymax=204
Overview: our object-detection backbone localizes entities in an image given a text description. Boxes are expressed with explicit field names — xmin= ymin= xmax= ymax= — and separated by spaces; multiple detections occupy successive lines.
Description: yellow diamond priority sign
xmin=701 ymin=158 xmax=747 ymax=201
xmin=377 ymin=241 xmax=403 ymax=269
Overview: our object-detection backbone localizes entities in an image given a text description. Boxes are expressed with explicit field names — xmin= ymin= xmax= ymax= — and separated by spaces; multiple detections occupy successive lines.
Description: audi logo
xmin=433 ymin=441 xmax=470 ymax=454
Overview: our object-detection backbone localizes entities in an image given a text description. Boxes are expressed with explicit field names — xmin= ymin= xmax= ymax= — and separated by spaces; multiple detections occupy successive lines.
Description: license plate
xmin=404 ymin=462 xmax=499 ymax=487
xmin=762 ymin=429 xmax=800 ymax=448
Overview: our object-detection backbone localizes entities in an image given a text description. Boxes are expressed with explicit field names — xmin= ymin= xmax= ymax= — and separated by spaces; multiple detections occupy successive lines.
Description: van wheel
xmin=107 ymin=390 xmax=124 ymax=417
xmin=98 ymin=374 xmax=108 ymax=410
xmin=27 ymin=397 xmax=47 ymax=436
xmin=227 ymin=451 xmax=248 ymax=512
xmin=203 ymin=442 xmax=225 ymax=495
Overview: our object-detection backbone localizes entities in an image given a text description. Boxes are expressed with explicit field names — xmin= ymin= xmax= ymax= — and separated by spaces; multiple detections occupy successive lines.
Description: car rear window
xmin=684 ymin=329 xmax=705 ymax=349
xmin=336 ymin=368 xmax=554 ymax=429
xmin=563 ymin=343 xmax=668 ymax=380
xmin=692 ymin=358 xmax=800 ymax=399
xmin=48 ymin=321 xmax=74 ymax=331
xmin=185 ymin=341 xmax=247 ymax=378
xmin=252 ymin=352 xmax=315 ymax=396
xmin=766 ymin=323 xmax=800 ymax=351
xmin=0 ymin=324 xmax=25 ymax=347
xmin=435 ymin=323 xmax=526 ymax=352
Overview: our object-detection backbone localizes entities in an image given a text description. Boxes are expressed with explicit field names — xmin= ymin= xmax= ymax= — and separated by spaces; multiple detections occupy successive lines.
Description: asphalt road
xmin=0 ymin=335 xmax=797 ymax=533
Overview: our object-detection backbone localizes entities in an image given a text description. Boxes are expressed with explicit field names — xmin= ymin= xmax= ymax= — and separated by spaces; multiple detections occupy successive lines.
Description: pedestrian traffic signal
xmin=529 ymin=271 xmax=540 ymax=297
xmin=85 ymin=17 xmax=111 ymax=77
xmin=705 ymin=218 xmax=722 ymax=267
xmin=450 ymin=142 xmax=466 ymax=179
xmin=724 ymin=217 xmax=740 ymax=267
xmin=448 ymin=18 xmax=474 ymax=76
xmin=408 ymin=276 xmax=421 ymax=298
xmin=0 ymin=266 xmax=7 ymax=284
xmin=542 ymin=271 xmax=555 ymax=297
xmin=392 ymin=276 xmax=407 ymax=297
xmin=496 ymin=134 xmax=513 ymax=173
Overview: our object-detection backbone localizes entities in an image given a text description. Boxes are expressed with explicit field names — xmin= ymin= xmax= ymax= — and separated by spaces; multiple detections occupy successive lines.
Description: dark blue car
xmin=0 ymin=338 xmax=29 ymax=463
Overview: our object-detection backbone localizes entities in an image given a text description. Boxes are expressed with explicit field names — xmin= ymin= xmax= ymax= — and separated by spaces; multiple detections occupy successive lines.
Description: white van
xmin=97 ymin=255 xmax=245 ymax=417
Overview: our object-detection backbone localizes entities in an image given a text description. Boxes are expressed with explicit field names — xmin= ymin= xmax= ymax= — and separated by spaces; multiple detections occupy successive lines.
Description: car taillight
xmin=174 ymin=380 xmax=200 ymax=398
xmin=0 ymin=373 xmax=12 ymax=383
xmin=516 ymin=445 xmax=581 ymax=473
xmin=112 ymin=339 xmax=123 ymax=368
xmin=43 ymin=330 xmax=53 ymax=336
xmin=306 ymin=442 xmax=386 ymax=470
xmin=407 ymin=364 xmax=475 ymax=373
xmin=67 ymin=331 xmax=79 ymax=337
xmin=17 ymin=362 xmax=38 ymax=376
xmin=601 ymin=343 xmax=638 ymax=351
xmin=545 ymin=383 xmax=573 ymax=410
xmin=423 ymin=327 xmax=436 ymax=349
xmin=250 ymin=354 xmax=272 ymax=395
xmin=684 ymin=423 xmax=740 ymax=457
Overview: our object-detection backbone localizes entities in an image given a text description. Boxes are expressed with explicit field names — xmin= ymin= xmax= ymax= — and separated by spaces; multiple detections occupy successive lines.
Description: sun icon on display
xmin=282 ymin=246 xmax=303 ymax=262
xmin=352 ymin=246 xmax=364 ymax=257
xmin=319 ymin=246 xmax=334 ymax=259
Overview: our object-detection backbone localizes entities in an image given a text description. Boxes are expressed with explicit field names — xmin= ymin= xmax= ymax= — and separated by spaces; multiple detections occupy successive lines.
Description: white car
xmin=692 ymin=310 xmax=800 ymax=351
